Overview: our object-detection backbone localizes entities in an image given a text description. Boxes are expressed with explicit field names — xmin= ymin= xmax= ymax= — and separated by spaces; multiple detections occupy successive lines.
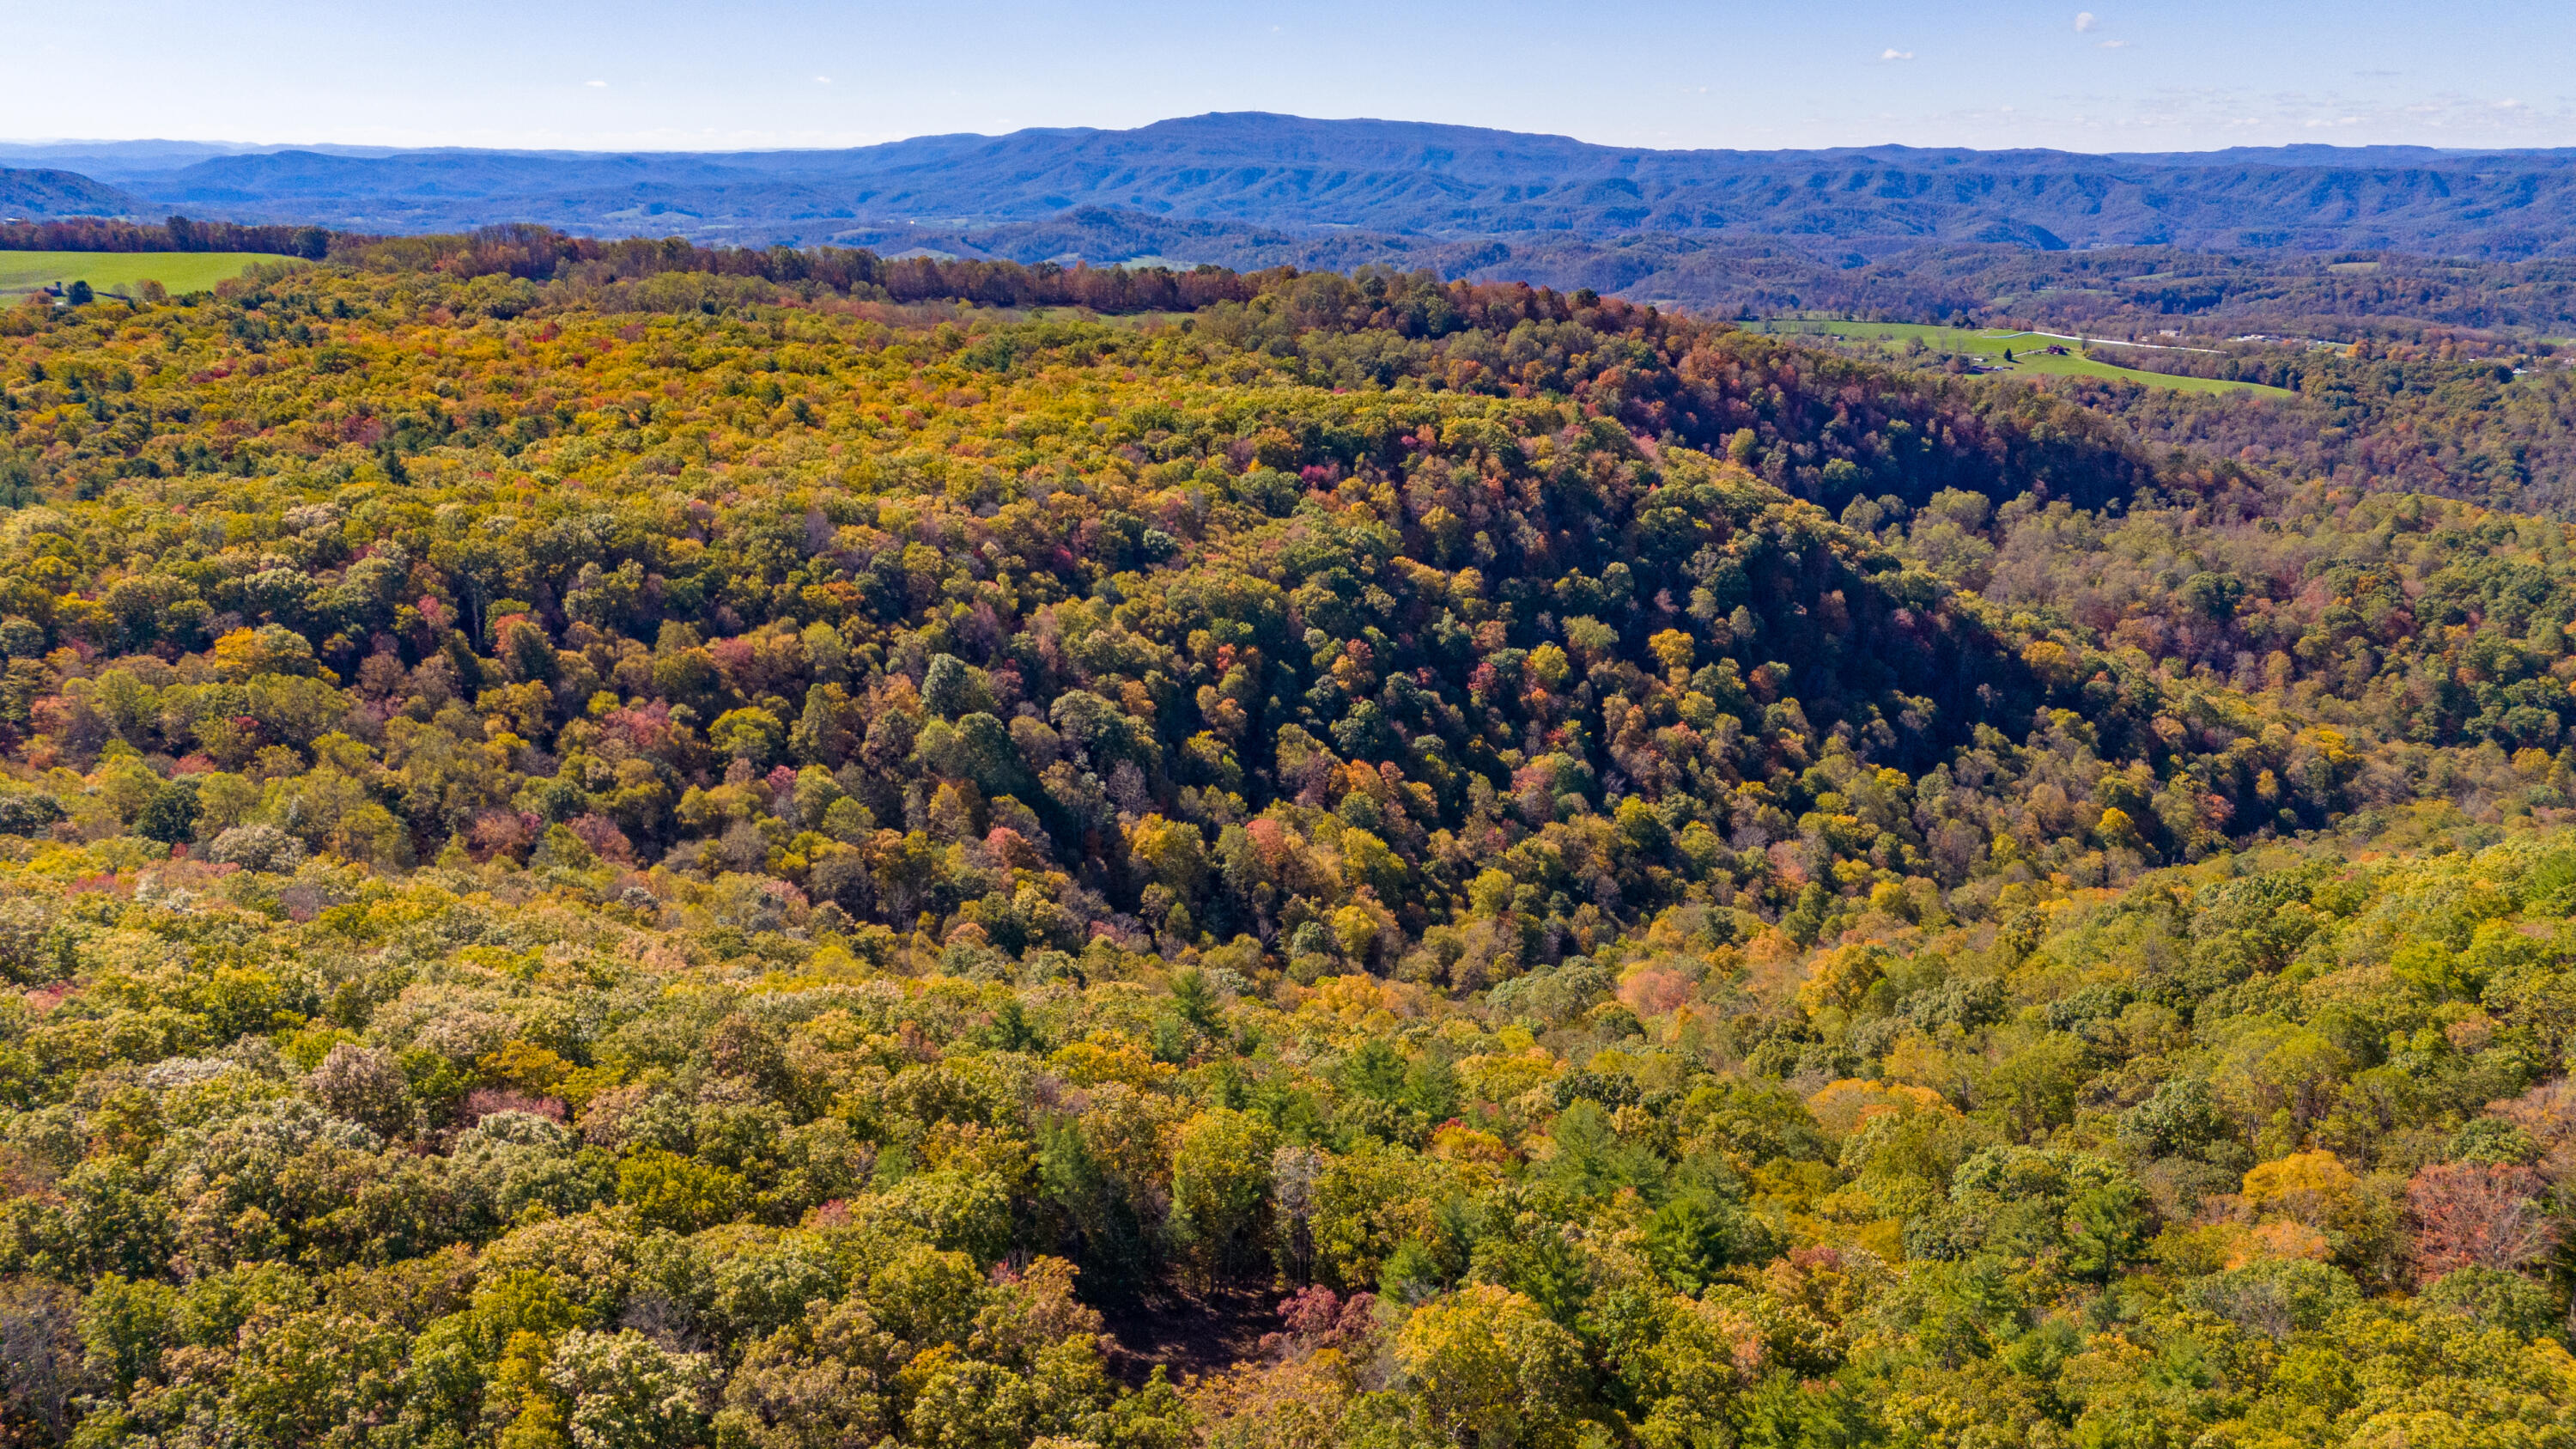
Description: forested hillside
xmin=1777 ymin=325 xmax=2576 ymax=518
xmin=3 ymin=255 xmax=2576 ymax=1448
xmin=0 ymin=172 xmax=143 ymax=224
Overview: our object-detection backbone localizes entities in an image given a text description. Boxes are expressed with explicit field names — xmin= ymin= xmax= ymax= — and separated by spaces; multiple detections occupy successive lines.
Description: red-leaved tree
xmin=2408 ymin=1162 xmax=2555 ymax=1282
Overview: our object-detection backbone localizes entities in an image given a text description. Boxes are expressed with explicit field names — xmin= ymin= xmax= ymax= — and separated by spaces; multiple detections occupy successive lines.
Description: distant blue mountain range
xmin=11 ymin=113 xmax=2576 ymax=315
xmin=8 ymin=113 xmax=2576 ymax=259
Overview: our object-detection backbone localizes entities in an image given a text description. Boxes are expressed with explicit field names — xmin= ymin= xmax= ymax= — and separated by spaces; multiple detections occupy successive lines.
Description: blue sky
xmin=3 ymin=0 xmax=2569 ymax=153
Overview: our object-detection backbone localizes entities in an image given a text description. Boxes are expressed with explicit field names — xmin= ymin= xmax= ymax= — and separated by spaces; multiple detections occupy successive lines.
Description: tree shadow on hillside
xmin=1092 ymin=1283 xmax=1284 ymax=1386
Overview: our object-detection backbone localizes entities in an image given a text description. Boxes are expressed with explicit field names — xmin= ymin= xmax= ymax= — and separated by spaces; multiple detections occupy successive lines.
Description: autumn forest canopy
xmin=6 ymin=229 xmax=2576 ymax=1449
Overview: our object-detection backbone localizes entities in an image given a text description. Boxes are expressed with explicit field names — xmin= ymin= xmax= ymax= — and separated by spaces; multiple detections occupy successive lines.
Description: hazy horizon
xmin=1 ymin=0 xmax=2568 ymax=155
xmin=5 ymin=113 xmax=2574 ymax=164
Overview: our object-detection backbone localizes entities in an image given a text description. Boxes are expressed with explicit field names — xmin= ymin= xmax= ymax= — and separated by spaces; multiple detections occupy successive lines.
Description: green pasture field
xmin=0 ymin=251 xmax=283 ymax=298
xmin=1014 ymin=306 xmax=1195 ymax=329
xmin=1747 ymin=319 xmax=2295 ymax=397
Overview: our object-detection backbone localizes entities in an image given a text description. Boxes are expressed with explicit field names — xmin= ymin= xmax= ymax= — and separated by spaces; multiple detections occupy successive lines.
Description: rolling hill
xmin=6 ymin=246 xmax=2576 ymax=1449
xmin=0 ymin=166 xmax=142 ymax=221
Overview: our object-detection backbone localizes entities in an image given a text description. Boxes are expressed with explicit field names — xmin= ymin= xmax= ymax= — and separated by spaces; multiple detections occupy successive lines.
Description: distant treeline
xmin=5 ymin=217 xmax=1269 ymax=314
xmin=344 ymin=223 xmax=1267 ymax=313
xmin=0 ymin=215 xmax=335 ymax=259
xmin=1866 ymin=246 xmax=2576 ymax=342
xmin=2079 ymin=344 xmax=2330 ymax=388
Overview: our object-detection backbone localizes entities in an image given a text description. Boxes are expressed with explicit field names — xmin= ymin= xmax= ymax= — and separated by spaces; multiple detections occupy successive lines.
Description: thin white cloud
xmin=1880 ymin=47 xmax=1916 ymax=61
xmin=585 ymin=80 xmax=608 ymax=88
xmin=814 ymin=76 xmax=832 ymax=84
xmin=1989 ymin=87 xmax=2576 ymax=146
xmin=2075 ymin=10 xmax=2097 ymax=31
xmin=2098 ymin=40 xmax=2130 ymax=49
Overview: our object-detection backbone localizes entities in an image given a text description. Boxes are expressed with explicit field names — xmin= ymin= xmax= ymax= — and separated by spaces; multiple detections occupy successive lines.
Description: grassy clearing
xmin=990 ymin=306 xmax=1196 ymax=331
xmin=0 ymin=251 xmax=283 ymax=297
xmin=1747 ymin=319 xmax=2294 ymax=398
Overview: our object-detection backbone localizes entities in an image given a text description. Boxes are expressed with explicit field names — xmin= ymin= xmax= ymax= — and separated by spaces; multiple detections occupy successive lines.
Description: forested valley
xmin=2 ymin=242 xmax=2575 ymax=1449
